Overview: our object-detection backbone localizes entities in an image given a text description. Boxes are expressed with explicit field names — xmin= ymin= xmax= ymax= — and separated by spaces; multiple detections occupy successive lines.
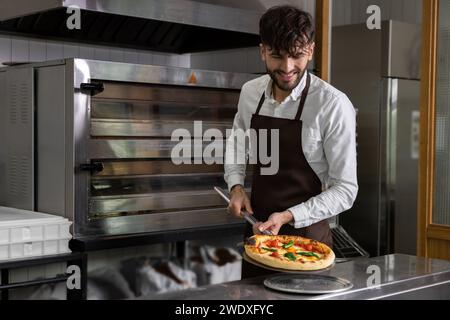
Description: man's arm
xmin=289 ymin=93 xmax=358 ymax=227
xmin=224 ymin=111 xmax=247 ymax=192
xmin=224 ymin=86 xmax=254 ymax=218
xmin=259 ymin=93 xmax=358 ymax=233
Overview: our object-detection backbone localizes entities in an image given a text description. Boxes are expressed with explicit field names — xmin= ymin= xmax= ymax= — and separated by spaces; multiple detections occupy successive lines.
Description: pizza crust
xmin=244 ymin=235 xmax=335 ymax=271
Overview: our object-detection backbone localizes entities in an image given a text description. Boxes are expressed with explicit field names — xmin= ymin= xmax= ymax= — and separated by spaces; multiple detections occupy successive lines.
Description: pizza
xmin=244 ymin=235 xmax=335 ymax=271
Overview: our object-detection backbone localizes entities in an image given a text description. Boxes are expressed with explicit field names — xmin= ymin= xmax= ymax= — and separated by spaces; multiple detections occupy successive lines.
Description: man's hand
xmin=228 ymin=185 xmax=253 ymax=219
xmin=256 ymin=211 xmax=294 ymax=235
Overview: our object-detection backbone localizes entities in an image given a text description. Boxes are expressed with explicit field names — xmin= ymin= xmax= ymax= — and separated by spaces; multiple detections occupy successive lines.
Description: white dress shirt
xmin=224 ymin=71 xmax=358 ymax=228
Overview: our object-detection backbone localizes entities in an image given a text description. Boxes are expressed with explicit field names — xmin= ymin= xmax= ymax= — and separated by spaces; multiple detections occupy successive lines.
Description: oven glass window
xmin=87 ymin=81 xmax=250 ymax=219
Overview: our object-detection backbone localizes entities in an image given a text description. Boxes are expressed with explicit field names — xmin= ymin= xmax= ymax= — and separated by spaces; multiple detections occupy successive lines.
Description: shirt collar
xmin=264 ymin=70 xmax=308 ymax=103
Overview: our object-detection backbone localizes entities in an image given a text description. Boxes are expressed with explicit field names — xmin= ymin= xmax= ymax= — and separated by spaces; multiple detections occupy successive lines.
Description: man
xmin=224 ymin=6 xmax=358 ymax=278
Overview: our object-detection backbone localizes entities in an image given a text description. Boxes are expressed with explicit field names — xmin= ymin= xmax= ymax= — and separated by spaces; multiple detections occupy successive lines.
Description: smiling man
xmin=224 ymin=6 xmax=358 ymax=278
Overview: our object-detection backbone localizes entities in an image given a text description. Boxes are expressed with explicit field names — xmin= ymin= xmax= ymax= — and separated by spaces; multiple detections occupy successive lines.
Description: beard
xmin=266 ymin=67 xmax=305 ymax=92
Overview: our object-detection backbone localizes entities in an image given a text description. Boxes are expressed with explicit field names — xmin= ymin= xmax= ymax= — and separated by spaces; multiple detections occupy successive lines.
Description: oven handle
xmin=79 ymin=162 xmax=104 ymax=174
xmin=80 ymin=82 xmax=104 ymax=96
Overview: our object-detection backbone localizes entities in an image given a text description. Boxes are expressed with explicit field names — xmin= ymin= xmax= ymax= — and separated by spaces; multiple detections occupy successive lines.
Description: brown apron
xmin=242 ymin=73 xmax=333 ymax=279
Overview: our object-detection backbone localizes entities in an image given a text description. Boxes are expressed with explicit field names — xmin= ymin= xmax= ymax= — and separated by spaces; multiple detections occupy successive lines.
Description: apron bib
xmin=242 ymin=73 xmax=333 ymax=278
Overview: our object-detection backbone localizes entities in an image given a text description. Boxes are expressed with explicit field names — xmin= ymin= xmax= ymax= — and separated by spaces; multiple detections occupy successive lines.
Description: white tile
xmin=152 ymin=53 xmax=167 ymax=66
xmin=46 ymin=41 xmax=64 ymax=60
xmin=166 ymin=54 xmax=179 ymax=67
xmin=109 ymin=48 xmax=124 ymax=62
xmin=123 ymin=49 xmax=139 ymax=64
xmin=178 ymin=54 xmax=190 ymax=68
xmin=207 ymin=53 xmax=221 ymax=71
xmin=213 ymin=51 xmax=234 ymax=72
xmin=79 ymin=45 xmax=95 ymax=60
xmin=11 ymin=37 xmax=29 ymax=63
xmin=94 ymin=46 xmax=110 ymax=61
xmin=29 ymin=40 xmax=46 ymax=62
xmin=138 ymin=51 xmax=153 ymax=65
xmin=0 ymin=35 xmax=12 ymax=66
xmin=189 ymin=52 xmax=206 ymax=69
xmin=63 ymin=43 xmax=80 ymax=58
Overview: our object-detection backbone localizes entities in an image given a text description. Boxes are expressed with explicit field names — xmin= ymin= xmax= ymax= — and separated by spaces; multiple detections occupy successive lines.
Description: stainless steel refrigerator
xmin=331 ymin=20 xmax=421 ymax=256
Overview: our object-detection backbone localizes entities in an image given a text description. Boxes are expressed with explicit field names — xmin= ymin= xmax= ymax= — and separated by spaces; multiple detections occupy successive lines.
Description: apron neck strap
xmin=255 ymin=93 xmax=266 ymax=115
xmin=254 ymin=72 xmax=311 ymax=120
xmin=294 ymin=72 xmax=311 ymax=121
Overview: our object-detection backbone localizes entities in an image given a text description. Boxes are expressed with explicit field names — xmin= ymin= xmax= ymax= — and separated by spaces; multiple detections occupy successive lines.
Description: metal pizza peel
xmin=214 ymin=186 xmax=272 ymax=235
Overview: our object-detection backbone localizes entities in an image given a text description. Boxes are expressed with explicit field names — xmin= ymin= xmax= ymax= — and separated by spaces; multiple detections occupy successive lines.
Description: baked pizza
xmin=244 ymin=235 xmax=335 ymax=271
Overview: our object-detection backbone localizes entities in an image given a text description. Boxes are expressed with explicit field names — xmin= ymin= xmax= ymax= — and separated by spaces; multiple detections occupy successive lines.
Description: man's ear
xmin=259 ymin=43 xmax=266 ymax=62
xmin=308 ymin=42 xmax=315 ymax=62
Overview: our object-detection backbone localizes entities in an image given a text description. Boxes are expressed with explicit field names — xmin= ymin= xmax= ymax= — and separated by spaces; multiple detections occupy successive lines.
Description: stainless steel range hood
xmin=0 ymin=0 xmax=262 ymax=53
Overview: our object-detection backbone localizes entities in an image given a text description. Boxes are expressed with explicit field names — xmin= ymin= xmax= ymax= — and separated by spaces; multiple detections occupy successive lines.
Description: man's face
xmin=260 ymin=43 xmax=314 ymax=92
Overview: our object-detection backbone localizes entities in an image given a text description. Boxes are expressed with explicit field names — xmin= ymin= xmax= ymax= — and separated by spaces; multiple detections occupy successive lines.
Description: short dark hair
xmin=259 ymin=6 xmax=315 ymax=56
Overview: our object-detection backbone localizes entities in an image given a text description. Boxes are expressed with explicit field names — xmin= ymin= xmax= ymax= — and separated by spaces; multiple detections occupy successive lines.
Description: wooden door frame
xmin=418 ymin=0 xmax=450 ymax=258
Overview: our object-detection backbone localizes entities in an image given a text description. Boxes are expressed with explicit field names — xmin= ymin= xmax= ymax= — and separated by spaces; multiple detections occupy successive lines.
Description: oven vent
xmin=7 ymin=155 xmax=30 ymax=200
xmin=4 ymin=68 xmax=34 ymax=210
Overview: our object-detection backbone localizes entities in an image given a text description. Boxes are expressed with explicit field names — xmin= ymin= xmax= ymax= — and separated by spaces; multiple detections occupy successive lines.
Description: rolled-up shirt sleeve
xmin=224 ymin=86 xmax=249 ymax=192
xmin=288 ymin=93 xmax=358 ymax=228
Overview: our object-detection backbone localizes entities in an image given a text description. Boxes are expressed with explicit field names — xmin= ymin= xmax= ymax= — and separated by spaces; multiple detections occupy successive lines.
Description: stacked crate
xmin=0 ymin=207 xmax=72 ymax=260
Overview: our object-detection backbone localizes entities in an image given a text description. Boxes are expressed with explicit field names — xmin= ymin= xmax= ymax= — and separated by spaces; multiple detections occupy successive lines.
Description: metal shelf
xmin=0 ymin=252 xmax=87 ymax=300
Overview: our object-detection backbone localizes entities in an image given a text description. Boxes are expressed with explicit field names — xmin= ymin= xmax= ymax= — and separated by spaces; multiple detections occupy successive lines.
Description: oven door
xmin=72 ymin=60 xmax=253 ymax=238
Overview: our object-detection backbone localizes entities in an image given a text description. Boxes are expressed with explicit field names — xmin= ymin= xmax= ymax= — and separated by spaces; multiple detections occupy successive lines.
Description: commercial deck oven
xmin=0 ymin=59 xmax=256 ymax=238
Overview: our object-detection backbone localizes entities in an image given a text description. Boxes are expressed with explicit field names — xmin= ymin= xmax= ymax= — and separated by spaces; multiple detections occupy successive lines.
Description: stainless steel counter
xmin=140 ymin=254 xmax=450 ymax=300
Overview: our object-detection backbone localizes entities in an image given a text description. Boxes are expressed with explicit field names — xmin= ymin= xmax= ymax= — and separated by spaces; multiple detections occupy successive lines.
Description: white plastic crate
xmin=0 ymin=238 xmax=71 ymax=260
xmin=0 ymin=206 xmax=72 ymax=244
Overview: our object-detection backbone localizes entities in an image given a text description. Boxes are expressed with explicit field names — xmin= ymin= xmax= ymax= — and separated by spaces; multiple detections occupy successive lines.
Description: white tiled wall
xmin=0 ymin=34 xmax=190 ymax=68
